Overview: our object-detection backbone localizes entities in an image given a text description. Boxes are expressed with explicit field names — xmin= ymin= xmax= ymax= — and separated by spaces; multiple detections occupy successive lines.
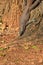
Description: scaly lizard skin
xmin=19 ymin=0 xmax=41 ymax=36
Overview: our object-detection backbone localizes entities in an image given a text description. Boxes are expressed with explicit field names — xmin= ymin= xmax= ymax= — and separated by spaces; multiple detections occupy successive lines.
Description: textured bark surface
xmin=0 ymin=0 xmax=43 ymax=65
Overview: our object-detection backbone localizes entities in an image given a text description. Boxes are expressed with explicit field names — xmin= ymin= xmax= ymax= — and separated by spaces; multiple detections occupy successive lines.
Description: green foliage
xmin=0 ymin=47 xmax=9 ymax=51
xmin=32 ymin=45 xmax=39 ymax=50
